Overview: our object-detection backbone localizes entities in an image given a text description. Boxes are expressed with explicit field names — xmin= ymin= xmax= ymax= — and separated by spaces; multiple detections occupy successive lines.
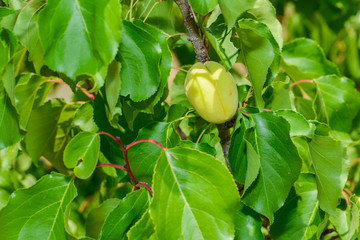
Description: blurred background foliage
xmin=272 ymin=0 xmax=360 ymax=84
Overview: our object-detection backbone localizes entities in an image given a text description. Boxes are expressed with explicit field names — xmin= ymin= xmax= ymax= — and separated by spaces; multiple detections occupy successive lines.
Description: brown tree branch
xmin=173 ymin=0 xmax=210 ymax=63
xmin=174 ymin=0 xmax=232 ymax=168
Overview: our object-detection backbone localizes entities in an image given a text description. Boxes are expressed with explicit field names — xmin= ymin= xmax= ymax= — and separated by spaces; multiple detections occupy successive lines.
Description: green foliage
xmin=0 ymin=0 xmax=359 ymax=239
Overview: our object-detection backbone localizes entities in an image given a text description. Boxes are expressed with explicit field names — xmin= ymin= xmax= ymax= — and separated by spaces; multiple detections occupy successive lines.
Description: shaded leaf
xmin=64 ymin=132 xmax=100 ymax=179
xmin=0 ymin=82 xmax=21 ymax=149
xmin=24 ymin=99 xmax=81 ymax=172
xmin=150 ymin=147 xmax=240 ymax=240
xmin=271 ymin=173 xmax=320 ymax=240
xmin=0 ymin=173 xmax=77 ymax=240
xmin=235 ymin=202 xmax=263 ymax=240
xmin=218 ymin=0 xmax=256 ymax=28
xmin=99 ymin=189 xmax=151 ymax=240
xmin=86 ymin=198 xmax=120 ymax=239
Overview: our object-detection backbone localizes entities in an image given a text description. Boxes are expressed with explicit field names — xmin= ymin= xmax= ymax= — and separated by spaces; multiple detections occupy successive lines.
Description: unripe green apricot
xmin=185 ymin=61 xmax=238 ymax=124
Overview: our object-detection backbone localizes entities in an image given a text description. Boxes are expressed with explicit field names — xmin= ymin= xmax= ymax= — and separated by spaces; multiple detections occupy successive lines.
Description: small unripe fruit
xmin=185 ymin=61 xmax=238 ymax=124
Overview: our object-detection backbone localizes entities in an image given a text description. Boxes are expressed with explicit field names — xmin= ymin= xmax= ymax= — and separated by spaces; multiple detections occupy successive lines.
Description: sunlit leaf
xmin=0 ymin=173 xmax=77 ymax=240
xmin=150 ymin=147 xmax=240 ymax=240
xmin=99 ymin=189 xmax=151 ymax=240
xmin=64 ymin=132 xmax=100 ymax=179
xmin=38 ymin=0 xmax=122 ymax=88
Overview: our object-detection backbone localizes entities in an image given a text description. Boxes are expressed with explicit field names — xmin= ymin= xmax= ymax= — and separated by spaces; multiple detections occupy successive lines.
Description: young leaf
xmin=0 ymin=173 xmax=77 ymax=240
xmin=14 ymin=74 xmax=52 ymax=129
xmin=235 ymin=19 xmax=280 ymax=109
xmin=38 ymin=0 xmax=122 ymax=88
xmin=188 ymin=0 xmax=218 ymax=15
xmin=118 ymin=20 xmax=161 ymax=102
xmin=241 ymin=112 xmax=302 ymax=223
xmin=235 ymin=202 xmax=263 ymax=240
xmin=99 ymin=189 xmax=151 ymax=240
xmin=64 ymin=132 xmax=100 ymax=179
xmin=271 ymin=173 xmax=321 ymax=240
xmin=150 ymin=147 xmax=240 ymax=240
xmin=281 ymin=38 xmax=340 ymax=81
xmin=308 ymin=134 xmax=348 ymax=216
xmin=313 ymin=75 xmax=360 ymax=133
xmin=218 ymin=0 xmax=256 ymax=28
xmin=0 ymin=82 xmax=22 ymax=149
xmin=204 ymin=9 xmax=238 ymax=70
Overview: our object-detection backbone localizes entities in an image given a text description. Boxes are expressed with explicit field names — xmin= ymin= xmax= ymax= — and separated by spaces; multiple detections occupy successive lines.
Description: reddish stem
xmin=126 ymin=139 xmax=164 ymax=150
xmin=96 ymin=163 xmax=126 ymax=171
xmin=123 ymin=150 xmax=138 ymax=186
xmin=343 ymin=188 xmax=352 ymax=197
xmin=342 ymin=191 xmax=351 ymax=206
xmin=289 ymin=79 xmax=314 ymax=88
xmin=238 ymin=109 xmax=250 ymax=115
xmin=47 ymin=78 xmax=95 ymax=100
xmin=97 ymin=131 xmax=125 ymax=150
xmin=136 ymin=182 xmax=153 ymax=195
xmin=96 ymin=131 xmax=160 ymax=195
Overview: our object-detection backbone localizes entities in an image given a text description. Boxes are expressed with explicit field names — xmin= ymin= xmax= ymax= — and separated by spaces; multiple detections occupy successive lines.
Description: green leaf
xmin=127 ymin=212 xmax=156 ymax=240
xmin=308 ymin=134 xmax=348 ymax=216
xmin=0 ymin=82 xmax=22 ymax=149
xmin=170 ymin=65 xmax=192 ymax=108
xmin=242 ymin=112 xmax=302 ymax=223
xmin=150 ymin=147 xmax=240 ymax=240
xmin=314 ymin=76 xmax=360 ymax=133
xmin=235 ymin=202 xmax=263 ymax=240
xmin=271 ymin=173 xmax=321 ymax=240
xmin=64 ymin=132 xmax=100 ymax=179
xmin=99 ymin=189 xmax=151 ymax=240
xmin=235 ymin=19 xmax=280 ymax=109
xmin=266 ymin=73 xmax=295 ymax=110
xmin=118 ymin=20 xmax=161 ymax=102
xmin=188 ymin=0 xmax=218 ymax=15
xmin=105 ymin=60 xmax=122 ymax=119
xmin=38 ymin=0 xmax=122 ymax=88
xmin=24 ymin=99 xmax=81 ymax=172
xmin=73 ymin=103 xmax=99 ymax=133
xmin=218 ymin=0 xmax=256 ymax=28
xmin=14 ymin=74 xmax=52 ymax=129
xmin=281 ymin=38 xmax=340 ymax=81
xmin=276 ymin=110 xmax=313 ymax=138
xmin=131 ymin=20 xmax=172 ymax=112
xmin=86 ymin=198 xmax=120 ymax=239
xmin=204 ymin=9 xmax=238 ymax=70
xmin=0 ymin=173 xmax=77 ymax=240
xmin=13 ymin=0 xmax=45 ymax=72
xmin=127 ymin=122 xmax=180 ymax=184
xmin=0 ymin=7 xmax=15 ymax=19
xmin=228 ymin=119 xmax=247 ymax=184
